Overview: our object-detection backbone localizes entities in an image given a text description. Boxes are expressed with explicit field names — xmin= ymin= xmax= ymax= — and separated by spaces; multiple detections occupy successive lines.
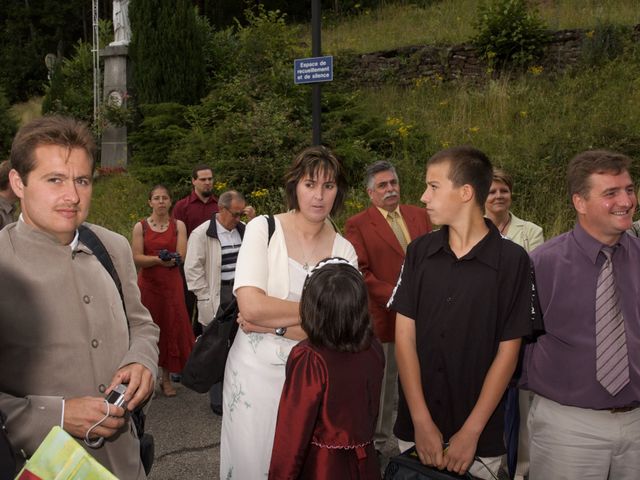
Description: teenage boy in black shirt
xmin=389 ymin=146 xmax=531 ymax=479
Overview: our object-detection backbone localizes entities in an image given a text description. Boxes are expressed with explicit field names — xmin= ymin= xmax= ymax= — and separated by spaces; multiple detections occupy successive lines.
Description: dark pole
xmin=311 ymin=0 xmax=321 ymax=146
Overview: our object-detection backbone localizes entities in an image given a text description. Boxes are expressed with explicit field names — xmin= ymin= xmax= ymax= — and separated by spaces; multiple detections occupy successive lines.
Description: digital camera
xmin=158 ymin=249 xmax=182 ymax=266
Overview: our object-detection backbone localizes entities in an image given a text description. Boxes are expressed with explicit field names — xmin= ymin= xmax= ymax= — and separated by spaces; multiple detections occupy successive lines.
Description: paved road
xmin=144 ymin=382 xmax=399 ymax=479
xmin=146 ymin=383 xmax=220 ymax=479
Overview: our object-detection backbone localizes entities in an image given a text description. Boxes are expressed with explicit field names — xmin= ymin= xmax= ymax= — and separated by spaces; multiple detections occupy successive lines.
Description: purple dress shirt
xmin=521 ymin=222 xmax=640 ymax=409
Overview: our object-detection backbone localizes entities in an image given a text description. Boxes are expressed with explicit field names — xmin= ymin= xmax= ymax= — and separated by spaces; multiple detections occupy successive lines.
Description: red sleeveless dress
xmin=137 ymin=219 xmax=194 ymax=373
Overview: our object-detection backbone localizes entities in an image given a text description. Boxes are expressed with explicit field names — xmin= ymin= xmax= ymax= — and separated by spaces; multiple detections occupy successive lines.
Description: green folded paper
xmin=15 ymin=426 xmax=117 ymax=480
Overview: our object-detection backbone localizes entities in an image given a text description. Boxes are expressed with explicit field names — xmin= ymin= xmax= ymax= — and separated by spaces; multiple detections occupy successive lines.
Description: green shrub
xmin=0 ymin=87 xmax=18 ymax=158
xmin=474 ymin=0 xmax=549 ymax=69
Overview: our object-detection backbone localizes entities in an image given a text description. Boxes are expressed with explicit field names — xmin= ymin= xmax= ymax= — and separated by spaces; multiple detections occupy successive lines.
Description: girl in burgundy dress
xmin=132 ymin=185 xmax=194 ymax=396
xmin=269 ymin=258 xmax=384 ymax=479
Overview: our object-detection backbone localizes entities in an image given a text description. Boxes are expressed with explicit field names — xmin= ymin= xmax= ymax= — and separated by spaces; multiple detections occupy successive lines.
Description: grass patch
xmin=88 ymin=174 xmax=150 ymax=240
xmin=355 ymin=46 xmax=640 ymax=237
xmin=319 ymin=0 xmax=640 ymax=54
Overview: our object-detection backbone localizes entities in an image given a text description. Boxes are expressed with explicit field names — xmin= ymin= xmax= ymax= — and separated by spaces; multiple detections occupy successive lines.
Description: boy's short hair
xmin=567 ymin=150 xmax=631 ymax=198
xmin=284 ymin=146 xmax=347 ymax=216
xmin=300 ymin=259 xmax=373 ymax=353
xmin=427 ymin=146 xmax=493 ymax=207
xmin=10 ymin=115 xmax=96 ymax=184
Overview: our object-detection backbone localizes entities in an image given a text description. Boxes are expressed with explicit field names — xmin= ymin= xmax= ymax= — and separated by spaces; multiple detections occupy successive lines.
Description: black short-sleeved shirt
xmin=389 ymin=219 xmax=532 ymax=457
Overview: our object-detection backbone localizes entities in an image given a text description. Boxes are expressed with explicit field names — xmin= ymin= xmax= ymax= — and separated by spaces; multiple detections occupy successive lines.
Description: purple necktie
xmin=595 ymin=247 xmax=629 ymax=396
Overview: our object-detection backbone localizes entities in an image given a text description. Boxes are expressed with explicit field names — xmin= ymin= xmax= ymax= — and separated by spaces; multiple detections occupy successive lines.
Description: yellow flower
xmin=398 ymin=125 xmax=411 ymax=138
xmin=586 ymin=30 xmax=595 ymax=39
xmin=438 ymin=100 xmax=449 ymax=107
xmin=214 ymin=181 xmax=228 ymax=191
xmin=250 ymin=188 xmax=269 ymax=199
xmin=486 ymin=51 xmax=497 ymax=60
xmin=441 ymin=141 xmax=450 ymax=148
xmin=386 ymin=117 xmax=402 ymax=127
xmin=519 ymin=110 xmax=528 ymax=118
xmin=528 ymin=65 xmax=544 ymax=76
xmin=469 ymin=126 xmax=480 ymax=133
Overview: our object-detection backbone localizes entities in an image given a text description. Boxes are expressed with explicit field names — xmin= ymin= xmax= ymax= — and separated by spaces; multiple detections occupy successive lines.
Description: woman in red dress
xmin=132 ymin=185 xmax=194 ymax=396
xmin=269 ymin=258 xmax=385 ymax=479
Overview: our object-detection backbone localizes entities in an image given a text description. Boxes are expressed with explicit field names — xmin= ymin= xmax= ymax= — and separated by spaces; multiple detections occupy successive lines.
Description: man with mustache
xmin=0 ymin=116 xmax=159 ymax=479
xmin=345 ymin=160 xmax=431 ymax=456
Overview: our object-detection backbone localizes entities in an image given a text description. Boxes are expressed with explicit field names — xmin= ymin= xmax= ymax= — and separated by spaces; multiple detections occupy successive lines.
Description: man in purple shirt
xmin=521 ymin=150 xmax=640 ymax=479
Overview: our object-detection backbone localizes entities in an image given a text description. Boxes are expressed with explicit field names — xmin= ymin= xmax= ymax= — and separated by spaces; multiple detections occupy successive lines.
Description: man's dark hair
xmin=365 ymin=160 xmax=397 ymax=189
xmin=10 ymin=115 xmax=96 ymax=184
xmin=284 ymin=146 xmax=346 ymax=216
xmin=567 ymin=150 xmax=632 ymax=198
xmin=191 ymin=164 xmax=213 ymax=180
xmin=218 ymin=190 xmax=245 ymax=209
xmin=300 ymin=259 xmax=373 ymax=353
xmin=427 ymin=145 xmax=493 ymax=207
xmin=0 ymin=160 xmax=10 ymax=191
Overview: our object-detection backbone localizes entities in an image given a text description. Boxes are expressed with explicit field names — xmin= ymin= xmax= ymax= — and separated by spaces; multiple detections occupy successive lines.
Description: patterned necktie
xmin=595 ymin=247 xmax=629 ymax=396
xmin=387 ymin=211 xmax=407 ymax=252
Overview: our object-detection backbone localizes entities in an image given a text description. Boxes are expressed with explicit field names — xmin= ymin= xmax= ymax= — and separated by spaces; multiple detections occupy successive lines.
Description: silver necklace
xmin=293 ymin=222 xmax=321 ymax=271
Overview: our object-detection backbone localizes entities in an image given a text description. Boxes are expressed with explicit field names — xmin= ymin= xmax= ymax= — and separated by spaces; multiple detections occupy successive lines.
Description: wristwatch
xmin=275 ymin=327 xmax=287 ymax=336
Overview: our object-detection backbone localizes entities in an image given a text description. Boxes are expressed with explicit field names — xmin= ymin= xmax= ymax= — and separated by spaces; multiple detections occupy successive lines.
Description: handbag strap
xmin=78 ymin=225 xmax=127 ymax=320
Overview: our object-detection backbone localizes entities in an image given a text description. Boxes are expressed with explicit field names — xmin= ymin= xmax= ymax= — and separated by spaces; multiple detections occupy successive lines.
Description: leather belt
xmin=608 ymin=405 xmax=638 ymax=413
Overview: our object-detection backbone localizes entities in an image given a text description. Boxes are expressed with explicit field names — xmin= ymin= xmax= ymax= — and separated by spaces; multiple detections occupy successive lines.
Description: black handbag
xmin=181 ymin=299 xmax=239 ymax=393
xmin=181 ymin=214 xmax=277 ymax=393
xmin=384 ymin=448 xmax=477 ymax=480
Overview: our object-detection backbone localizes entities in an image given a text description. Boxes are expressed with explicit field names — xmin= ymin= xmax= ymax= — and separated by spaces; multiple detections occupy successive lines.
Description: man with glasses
xmin=184 ymin=190 xmax=255 ymax=415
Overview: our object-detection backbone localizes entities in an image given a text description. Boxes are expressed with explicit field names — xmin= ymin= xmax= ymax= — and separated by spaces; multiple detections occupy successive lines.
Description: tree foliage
xmin=0 ymin=87 xmax=18 ymax=159
xmin=130 ymin=6 xmax=393 ymax=200
xmin=0 ymin=0 xmax=111 ymax=103
xmin=129 ymin=0 xmax=207 ymax=105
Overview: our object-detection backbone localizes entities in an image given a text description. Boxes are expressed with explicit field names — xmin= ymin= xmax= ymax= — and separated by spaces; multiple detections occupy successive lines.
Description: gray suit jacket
xmin=0 ymin=220 xmax=159 ymax=479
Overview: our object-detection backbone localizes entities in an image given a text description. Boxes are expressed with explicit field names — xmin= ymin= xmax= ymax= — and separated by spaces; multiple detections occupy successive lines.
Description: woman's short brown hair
xmin=283 ymin=146 xmax=347 ymax=217
xmin=300 ymin=259 xmax=373 ymax=353
xmin=10 ymin=115 xmax=96 ymax=184
xmin=492 ymin=167 xmax=513 ymax=192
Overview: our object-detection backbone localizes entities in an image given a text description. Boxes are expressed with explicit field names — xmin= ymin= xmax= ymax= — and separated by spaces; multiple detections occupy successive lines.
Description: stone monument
xmin=100 ymin=0 xmax=132 ymax=168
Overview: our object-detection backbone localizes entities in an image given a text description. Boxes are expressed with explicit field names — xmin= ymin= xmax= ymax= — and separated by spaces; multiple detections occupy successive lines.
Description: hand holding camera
xmin=158 ymin=248 xmax=182 ymax=267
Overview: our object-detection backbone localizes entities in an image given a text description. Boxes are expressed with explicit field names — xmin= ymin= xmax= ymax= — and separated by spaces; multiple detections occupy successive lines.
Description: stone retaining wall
xmin=339 ymin=24 xmax=640 ymax=87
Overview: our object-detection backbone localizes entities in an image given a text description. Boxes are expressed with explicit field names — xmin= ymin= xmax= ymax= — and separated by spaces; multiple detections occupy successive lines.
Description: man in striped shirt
xmin=184 ymin=190 xmax=255 ymax=415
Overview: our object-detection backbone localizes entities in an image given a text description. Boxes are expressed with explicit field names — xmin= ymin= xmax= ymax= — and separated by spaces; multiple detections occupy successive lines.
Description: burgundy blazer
xmin=344 ymin=205 xmax=431 ymax=342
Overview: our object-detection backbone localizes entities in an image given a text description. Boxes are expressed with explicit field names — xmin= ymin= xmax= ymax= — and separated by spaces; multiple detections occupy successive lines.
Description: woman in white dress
xmin=220 ymin=146 xmax=358 ymax=479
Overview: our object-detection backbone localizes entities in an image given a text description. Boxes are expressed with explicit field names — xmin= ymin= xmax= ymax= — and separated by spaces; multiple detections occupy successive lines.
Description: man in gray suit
xmin=0 ymin=116 xmax=159 ymax=479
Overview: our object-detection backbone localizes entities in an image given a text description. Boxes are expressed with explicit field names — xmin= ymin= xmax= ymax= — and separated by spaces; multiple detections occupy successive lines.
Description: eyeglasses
xmin=224 ymin=207 xmax=244 ymax=218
